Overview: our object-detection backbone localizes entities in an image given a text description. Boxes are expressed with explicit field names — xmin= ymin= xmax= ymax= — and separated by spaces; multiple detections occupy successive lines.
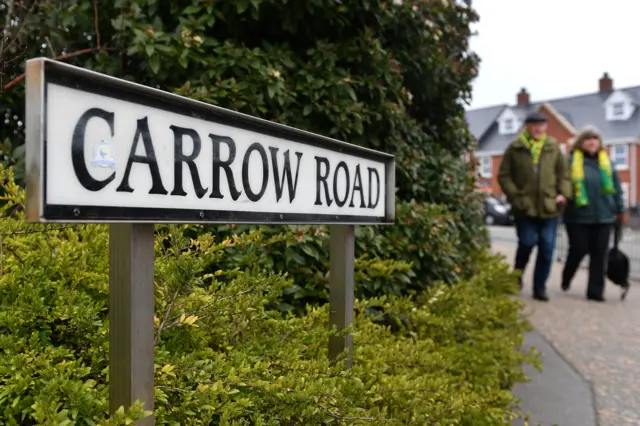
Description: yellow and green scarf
xmin=571 ymin=149 xmax=615 ymax=207
xmin=520 ymin=131 xmax=546 ymax=165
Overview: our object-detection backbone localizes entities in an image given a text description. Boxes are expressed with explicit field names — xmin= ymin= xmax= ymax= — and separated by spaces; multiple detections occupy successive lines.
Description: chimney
xmin=517 ymin=87 xmax=530 ymax=106
xmin=599 ymin=72 xmax=613 ymax=92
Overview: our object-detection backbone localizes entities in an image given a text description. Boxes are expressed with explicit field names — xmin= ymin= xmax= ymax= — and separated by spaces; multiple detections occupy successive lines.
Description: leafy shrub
xmin=0 ymin=168 xmax=533 ymax=425
xmin=1 ymin=1 xmax=489 ymax=308
xmin=1 ymin=0 xmax=479 ymax=192
xmin=198 ymin=198 xmax=483 ymax=314
xmin=0 ymin=0 xmax=484 ymax=254
xmin=0 ymin=2 xmax=528 ymax=423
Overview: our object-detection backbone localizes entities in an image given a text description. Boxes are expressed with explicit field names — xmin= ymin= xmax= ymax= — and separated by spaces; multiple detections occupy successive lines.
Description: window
xmin=621 ymin=183 xmax=630 ymax=207
xmin=605 ymin=91 xmax=634 ymax=121
xmin=503 ymin=118 xmax=514 ymax=132
xmin=498 ymin=109 xmax=518 ymax=135
xmin=611 ymin=145 xmax=629 ymax=169
xmin=478 ymin=156 xmax=492 ymax=177
xmin=612 ymin=102 xmax=625 ymax=117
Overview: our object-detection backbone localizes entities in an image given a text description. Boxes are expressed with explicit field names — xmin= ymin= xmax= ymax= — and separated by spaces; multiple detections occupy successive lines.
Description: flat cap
xmin=524 ymin=112 xmax=547 ymax=124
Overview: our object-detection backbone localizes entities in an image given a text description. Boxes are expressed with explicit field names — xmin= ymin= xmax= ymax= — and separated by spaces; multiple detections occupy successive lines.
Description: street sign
xmin=25 ymin=59 xmax=394 ymax=225
xmin=25 ymin=57 xmax=395 ymax=425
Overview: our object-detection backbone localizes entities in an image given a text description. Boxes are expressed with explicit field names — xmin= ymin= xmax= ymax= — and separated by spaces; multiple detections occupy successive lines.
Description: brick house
xmin=466 ymin=73 xmax=640 ymax=209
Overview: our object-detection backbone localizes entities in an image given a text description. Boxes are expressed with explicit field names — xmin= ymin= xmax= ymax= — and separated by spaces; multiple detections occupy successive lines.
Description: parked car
xmin=483 ymin=196 xmax=513 ymax=226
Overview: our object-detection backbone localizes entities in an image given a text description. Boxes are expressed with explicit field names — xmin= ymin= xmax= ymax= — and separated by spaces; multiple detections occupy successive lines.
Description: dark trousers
xmin=562 ymin=223 xmax=611 ymax=298
xmin=514 ymin=217 xmax=558 ymax=294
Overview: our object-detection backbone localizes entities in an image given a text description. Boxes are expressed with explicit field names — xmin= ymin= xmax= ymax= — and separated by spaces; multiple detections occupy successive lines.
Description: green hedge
xmin=0 ymin=168 xmax=534 ymax=425
xmin=0 ymin=2 xmax=534 ymax=423
xmin=197 ymin=196 xmax=487 ymax=314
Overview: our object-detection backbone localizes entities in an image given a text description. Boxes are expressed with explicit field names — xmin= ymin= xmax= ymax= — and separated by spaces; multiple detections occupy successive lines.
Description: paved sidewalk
xmin=493 ymin=244 xmax=640 ymax=426
xmin=511 ymin=331 xmax=596 ymax=426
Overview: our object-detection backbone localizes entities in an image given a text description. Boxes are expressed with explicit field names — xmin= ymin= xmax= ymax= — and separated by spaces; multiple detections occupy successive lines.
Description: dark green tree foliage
xmin=1 ymin=0 xmax=487 ymax=288
xmin=1 ymin=1 xmax=480 ymax=195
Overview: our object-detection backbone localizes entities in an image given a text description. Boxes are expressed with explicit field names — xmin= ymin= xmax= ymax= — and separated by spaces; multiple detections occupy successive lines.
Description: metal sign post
xmin=109 ymin=224 xmax=155 ymax=424
xmin=329 ymin=224 xmax=355 ymax=368
xmin=25 ymin=57 xmax=395 ymax=423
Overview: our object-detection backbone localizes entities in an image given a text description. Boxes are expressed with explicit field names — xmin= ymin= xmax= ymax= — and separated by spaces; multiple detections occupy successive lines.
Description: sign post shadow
xmin=25 ymin=57 xmax=395 ymax=424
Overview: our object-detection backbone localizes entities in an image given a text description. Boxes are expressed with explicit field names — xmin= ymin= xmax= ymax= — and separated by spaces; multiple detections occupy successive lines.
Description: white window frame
xmin=621 ymin=182 xmax=630 ymax=207
xmin=478 ymin=156 xmax=492 ymax=178
xmin=503 ymin=118 xmax=514 ymax=133
xmin=612 ymin=102 xmax=625 ymax=117
xmin=611 ymin=144 xmax=629 ymax=170
xmin=497 ymin=108 xmax=519 ymax=135
xmin=605 ymin=91 xmax=635 ymax=121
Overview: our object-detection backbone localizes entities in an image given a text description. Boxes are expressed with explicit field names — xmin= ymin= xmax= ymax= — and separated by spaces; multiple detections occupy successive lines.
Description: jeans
xmin=514 ymin=217 xmax=559 ymax=294
xmin=562 ymin=223 xmax=611 ymax=298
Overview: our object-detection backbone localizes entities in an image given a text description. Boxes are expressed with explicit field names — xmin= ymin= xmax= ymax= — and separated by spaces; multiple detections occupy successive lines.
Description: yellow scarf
xmin=571 ymin=149 xmax=615 ymax=207
xmin=520 ymin=131 xmax=547 ymax=165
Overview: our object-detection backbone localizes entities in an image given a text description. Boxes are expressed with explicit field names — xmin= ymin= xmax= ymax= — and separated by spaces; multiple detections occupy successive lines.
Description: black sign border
xmin=26 ymin=58 xmax=395 ymax=225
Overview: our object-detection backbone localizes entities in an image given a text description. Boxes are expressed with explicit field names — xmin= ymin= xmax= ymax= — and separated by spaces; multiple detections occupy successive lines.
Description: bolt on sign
xmin=25 ymin=57 xmax=395 ymax=425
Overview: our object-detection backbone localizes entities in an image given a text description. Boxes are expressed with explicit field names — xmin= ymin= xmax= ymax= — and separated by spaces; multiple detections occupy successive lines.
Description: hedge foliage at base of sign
xmin=0 ymin=168 xmax=535 ymax=425
xmin=196 ymin=196 xmax=487 ymax=315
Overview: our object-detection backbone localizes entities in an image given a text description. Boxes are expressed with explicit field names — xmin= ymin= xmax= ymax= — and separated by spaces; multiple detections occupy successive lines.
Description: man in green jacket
xmin=498 ymin=112 xmax=572 ymax=301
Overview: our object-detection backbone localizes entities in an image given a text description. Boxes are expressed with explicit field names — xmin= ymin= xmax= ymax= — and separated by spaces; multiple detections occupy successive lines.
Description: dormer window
xmin=497 ymin=108 xmax=519 ymax=135
xmin=612 ymin=102 xmax=624 ymax=117
xmin=605 ymin=91 xmax=635 ymax=121
xmin=503 ymin=118 xmax=514 ymax=133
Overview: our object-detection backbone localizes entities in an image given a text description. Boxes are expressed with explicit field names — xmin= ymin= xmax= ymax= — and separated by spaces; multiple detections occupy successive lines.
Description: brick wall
xmin=636 ymin=143 xmax=640 ymax=207
xmin=490 ymin=155 xmax=503 ymax=195
xmin=539 ymin=106 xmax=574 ymax=141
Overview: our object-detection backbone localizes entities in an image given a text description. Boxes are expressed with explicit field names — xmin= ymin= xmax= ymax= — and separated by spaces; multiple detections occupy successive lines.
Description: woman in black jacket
xmin=561 ymin=127 xmax=627 ymax=301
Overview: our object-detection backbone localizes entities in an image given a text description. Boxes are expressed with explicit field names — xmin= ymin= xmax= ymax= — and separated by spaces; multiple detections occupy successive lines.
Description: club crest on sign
xmin=91 ymin=139 xmax=116 ymax=169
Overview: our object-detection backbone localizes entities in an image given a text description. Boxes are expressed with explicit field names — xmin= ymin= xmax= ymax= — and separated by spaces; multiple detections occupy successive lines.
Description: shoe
xmin=587 ymin=294 xmax=605 ymax=302
xmin=561 ymin=281 xmax=570 ymax=292
xmin=518 ymin=276 xmax=523 ymax=291
xmin=533 ymin=292 xmax=549 ymax=302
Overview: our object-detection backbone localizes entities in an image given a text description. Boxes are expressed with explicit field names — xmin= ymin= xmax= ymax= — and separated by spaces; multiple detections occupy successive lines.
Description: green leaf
xmin=236 ymin=0 xmax=251 ymax=14
xmin=154 ymin=44 xmax=173 ymax=54
xmin=111 ymin=16 xmax=126 ymax=30
xmin=127 ymin=45 xmax=141 ymax=55
xmin=346 ymin=86 xmax=357 ymax=102
xmin=183 ymin=5 xmax=201 ymax=14
xmin=149 ymin=56 xmax=160 ymax=74
xmin=12 ymin=144 xmax=25 ymax=160
xmin=267 ymin=84 xmax=276 ymax=99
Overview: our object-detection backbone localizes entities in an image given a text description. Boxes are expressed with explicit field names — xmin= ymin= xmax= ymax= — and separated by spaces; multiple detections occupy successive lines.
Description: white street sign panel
xmin=25 ymin=58 xmax=395 ymax=224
